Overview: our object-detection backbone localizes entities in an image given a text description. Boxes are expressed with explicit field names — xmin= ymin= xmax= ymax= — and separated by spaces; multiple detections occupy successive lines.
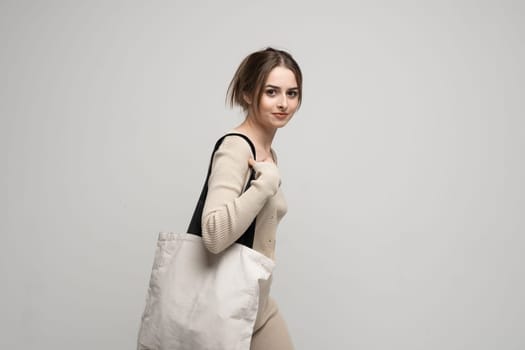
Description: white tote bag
xmin=137 ymin=232 xmax=275 ymax=350
xmin=137 ymin=134 xmax=274 ymax=350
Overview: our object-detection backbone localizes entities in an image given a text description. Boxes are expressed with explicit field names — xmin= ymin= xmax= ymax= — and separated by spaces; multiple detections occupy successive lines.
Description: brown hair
xmin=227 ymin=47 xmax=303 ymax=113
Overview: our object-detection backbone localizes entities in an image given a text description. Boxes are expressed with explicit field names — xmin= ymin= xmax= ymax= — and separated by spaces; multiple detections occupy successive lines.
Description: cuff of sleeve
xmin=249 ymin=177 xmax=278 ymax=198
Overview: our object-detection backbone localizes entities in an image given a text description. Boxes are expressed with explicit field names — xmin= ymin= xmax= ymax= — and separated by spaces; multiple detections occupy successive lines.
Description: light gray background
xmin=2 ymin=1 xmax=524 ymax=349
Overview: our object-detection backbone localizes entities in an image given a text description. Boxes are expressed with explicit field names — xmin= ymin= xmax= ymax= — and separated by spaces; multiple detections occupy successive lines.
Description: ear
xmin=243 ymin=93 xmax=252 ymax=105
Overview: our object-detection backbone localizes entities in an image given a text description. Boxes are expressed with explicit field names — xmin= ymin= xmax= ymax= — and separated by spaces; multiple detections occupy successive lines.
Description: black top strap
xmin=187 ymin=133 xmax=257 ymax=249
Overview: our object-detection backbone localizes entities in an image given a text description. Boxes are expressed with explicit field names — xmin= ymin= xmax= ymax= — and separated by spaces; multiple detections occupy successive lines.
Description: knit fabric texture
xmin=202 ymin=135 xmax=287 ymax=260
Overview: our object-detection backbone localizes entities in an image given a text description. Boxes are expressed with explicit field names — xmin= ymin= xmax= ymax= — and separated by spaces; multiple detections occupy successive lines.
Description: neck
xmin=234 ymin=116 xmax=276 ymax=154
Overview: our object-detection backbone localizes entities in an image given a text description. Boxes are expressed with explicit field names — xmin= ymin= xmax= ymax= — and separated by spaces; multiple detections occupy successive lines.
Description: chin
xmin=272 ymin=120 xmax=291 ymax=129
xmin=273 ymin=116 xmax=294 ymax=128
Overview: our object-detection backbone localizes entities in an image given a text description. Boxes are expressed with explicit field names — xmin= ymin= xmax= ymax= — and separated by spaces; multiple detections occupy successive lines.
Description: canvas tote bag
xmin=137 ymin=133 xmax=275 ymax=350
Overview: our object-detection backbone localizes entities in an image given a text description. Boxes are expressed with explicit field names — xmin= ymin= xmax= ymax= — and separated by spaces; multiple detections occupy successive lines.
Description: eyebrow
xmin=264 ymin=84 xmax=299 ymax=90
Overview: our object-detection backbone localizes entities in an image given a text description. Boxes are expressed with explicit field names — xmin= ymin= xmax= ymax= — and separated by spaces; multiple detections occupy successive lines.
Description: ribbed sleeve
xmin=201 ymin=136 xmax=278 ymax=254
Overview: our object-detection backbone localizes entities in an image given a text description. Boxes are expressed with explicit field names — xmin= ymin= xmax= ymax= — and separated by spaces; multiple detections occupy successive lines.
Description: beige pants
xmin=251 ymin=298 xmax=294 ymax=350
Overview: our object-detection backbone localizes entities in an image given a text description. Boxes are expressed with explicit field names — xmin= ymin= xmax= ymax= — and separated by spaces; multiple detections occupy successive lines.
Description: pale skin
xmin=233 ymin=66 xmax=300 ymax=168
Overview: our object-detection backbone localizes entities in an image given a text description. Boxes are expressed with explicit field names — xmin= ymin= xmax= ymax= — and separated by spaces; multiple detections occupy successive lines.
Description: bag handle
xmin=187 ymin=133 xmax=257 ymax=248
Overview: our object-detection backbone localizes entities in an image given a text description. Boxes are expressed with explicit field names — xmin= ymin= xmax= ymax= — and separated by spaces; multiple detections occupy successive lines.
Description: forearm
xmin=201 ymin=179 xmax=274 ymax=253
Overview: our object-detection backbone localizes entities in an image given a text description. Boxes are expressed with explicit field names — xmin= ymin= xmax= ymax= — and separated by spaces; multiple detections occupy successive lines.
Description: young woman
xmin=201 ymin=47 xmax=303 ymax=349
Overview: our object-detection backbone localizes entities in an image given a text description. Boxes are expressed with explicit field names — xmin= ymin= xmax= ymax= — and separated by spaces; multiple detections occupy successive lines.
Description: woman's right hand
xmin=248 ymin=158 xmax=281 ymax=196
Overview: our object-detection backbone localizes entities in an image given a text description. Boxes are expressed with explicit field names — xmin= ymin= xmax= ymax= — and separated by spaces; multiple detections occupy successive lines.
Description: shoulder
xmin=209 ymin=133 xmax=253 ymax=181
xmin=216 ymin=133 xmax=255 ymax=159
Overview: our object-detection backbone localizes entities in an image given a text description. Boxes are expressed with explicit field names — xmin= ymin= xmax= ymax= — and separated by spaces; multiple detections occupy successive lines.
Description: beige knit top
xmin=201 ymin=134 xmax=288 ymax=260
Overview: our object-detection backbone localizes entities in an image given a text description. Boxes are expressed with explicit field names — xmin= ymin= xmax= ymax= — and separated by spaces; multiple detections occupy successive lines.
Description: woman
xmin=202 ymin=47 xmax=302 ymax=349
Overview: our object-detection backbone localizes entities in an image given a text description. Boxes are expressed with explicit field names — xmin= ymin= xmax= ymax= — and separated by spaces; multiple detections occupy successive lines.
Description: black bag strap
xmin=187 ymin=133 xmax=257 ymax=248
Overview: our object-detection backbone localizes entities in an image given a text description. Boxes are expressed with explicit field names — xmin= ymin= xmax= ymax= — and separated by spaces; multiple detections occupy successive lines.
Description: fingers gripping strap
xmin=187 ymin=133 xmax=257 ymax=249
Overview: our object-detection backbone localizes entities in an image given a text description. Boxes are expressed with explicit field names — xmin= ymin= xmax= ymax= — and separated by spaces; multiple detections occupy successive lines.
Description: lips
xmin=272 ymin=113 xmax=288 ymax=119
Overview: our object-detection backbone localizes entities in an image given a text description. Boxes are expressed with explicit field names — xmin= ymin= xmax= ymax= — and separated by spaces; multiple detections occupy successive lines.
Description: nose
xmin=278 ymin=93 xmax=288 ymax=110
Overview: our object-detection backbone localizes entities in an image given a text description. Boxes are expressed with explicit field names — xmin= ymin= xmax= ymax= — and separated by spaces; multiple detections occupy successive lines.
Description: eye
xmin=287 ymin=90 xmax=299 ymax=98
xmin=265 ymin=88 xmax=276 ymax=96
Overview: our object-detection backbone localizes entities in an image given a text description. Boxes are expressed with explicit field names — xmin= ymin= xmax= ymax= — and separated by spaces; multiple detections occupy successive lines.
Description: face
xmin=247 ymin=66 xmax=300 ymax=130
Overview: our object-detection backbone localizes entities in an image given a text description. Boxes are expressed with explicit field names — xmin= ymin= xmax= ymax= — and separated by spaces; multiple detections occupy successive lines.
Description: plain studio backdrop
xmin=2 ymin=1 xmax=524 ymax=349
